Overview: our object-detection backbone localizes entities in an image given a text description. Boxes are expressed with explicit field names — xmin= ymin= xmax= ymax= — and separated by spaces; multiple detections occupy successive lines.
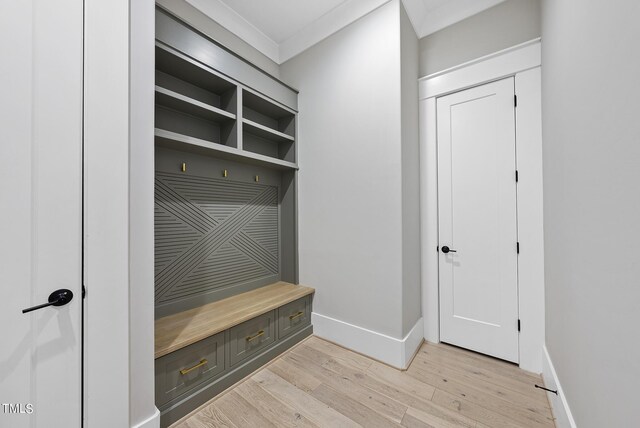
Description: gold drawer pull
xmin=179 ymin=359 xmax=208 ymax=375
xmin=246 ymin=330 xmax=265 ymax=342
xmin=289 ymin=311 xmax=305 ymax=321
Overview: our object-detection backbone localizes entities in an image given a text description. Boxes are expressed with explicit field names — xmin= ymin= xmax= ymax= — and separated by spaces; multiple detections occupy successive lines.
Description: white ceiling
xmin=185 ymin=0 xmax=507 ymax=64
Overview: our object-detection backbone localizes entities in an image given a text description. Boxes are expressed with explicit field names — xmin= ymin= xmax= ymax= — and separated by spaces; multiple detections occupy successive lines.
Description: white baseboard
xmin=541 ymin=345 xmax=577 ymax=428
xmin=132 ymin=407 xmax=160 ymax=428
xmin=402 ymin=319 xmax=425 ymax=367
xmin=311 ymin=312 xmax=424 ymax=369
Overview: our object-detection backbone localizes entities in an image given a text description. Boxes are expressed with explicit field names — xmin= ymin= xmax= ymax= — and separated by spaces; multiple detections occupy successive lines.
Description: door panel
xmin=437 ymin=77 xmax=519 ymax=363
xmin=0 ymin=0 xmax=83 ymax=426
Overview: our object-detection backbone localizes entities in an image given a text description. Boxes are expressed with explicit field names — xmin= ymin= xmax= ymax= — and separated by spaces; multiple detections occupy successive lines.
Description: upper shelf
xmin=243 ymin=89 xmax=294 ymax=120
xmin=243 ymin=118 xmax=295 ymax=143
xmin=155 ymin=128 xmax=298 ymax=170
xmin=156 ymin=43 xmax=236 ymax=99
xmin=155 ymin=41 xmax=298 ymax=169
xmin=155 ymin=86 xmax=236 ymax=122
xmin=243 ymin=89 xmax=295 ymax=140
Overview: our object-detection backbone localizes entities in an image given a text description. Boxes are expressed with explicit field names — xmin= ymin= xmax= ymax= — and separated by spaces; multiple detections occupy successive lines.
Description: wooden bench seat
xmin=155 ymin=282 xmax=315 ymax=359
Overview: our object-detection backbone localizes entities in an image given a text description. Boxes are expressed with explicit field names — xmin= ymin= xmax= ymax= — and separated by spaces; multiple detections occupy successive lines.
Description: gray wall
xmin=419 ymin=0 xmax=540 ymax=77
xmin=541 ymin=0 xmax=640 ymax=426
xmin=400 ymin=4 xmax=422 ymax=336
xmin=156 ymin=0 xmax=280 ymax=78
xmin=281 ymin=0 xmax=415 ymax=339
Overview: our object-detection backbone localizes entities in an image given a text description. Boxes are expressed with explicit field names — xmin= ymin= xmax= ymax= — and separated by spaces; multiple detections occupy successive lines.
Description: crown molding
xmin=418 ymin=0 xmax=506 ymax=37
xmin=400 ymin=0 xmax=428 ymax=35
xmin=184 ymin=0 xmax=392 ymax=64
xmin=279 ymin=0 xmax=391 ymax=63
xmin=183 ymin=0 xmax=508 ymax=64
xmin=184 ymin=0 xmax=280 ymax=62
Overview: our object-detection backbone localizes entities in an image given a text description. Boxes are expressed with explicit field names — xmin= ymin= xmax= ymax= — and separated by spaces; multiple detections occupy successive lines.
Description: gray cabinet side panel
xmin=280 ymin=170 xmax=298 ymax=283
xmin=156 ymin=8 xmax=298 ymax=111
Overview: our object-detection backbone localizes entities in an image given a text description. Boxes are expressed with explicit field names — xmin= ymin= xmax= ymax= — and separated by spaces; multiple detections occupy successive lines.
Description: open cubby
xmin=156 ymin=44 xmax=237 ymax=115
xmin=243 ymin=89 xmax=295 ymax=137
xmin=243 ymin=130 xmax=295 ymax=163
xmin=242 ymin=89 xmax=296 ymax=163
xmin=155 ymin=104 xmax=237 ymax=148
xmin=155 ymin=44 xmax=238 ymax=148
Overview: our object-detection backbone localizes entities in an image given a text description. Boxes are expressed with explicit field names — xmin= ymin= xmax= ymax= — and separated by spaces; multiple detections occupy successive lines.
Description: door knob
xmin=22 ymin=289 xmax=74 ymax=314
xmin=441 ymin=246 xmax=457 ymax=254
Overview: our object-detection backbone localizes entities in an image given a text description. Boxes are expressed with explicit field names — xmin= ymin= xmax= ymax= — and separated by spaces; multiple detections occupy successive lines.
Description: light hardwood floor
xmin=174 ymin=336 xmax=556 ymax=428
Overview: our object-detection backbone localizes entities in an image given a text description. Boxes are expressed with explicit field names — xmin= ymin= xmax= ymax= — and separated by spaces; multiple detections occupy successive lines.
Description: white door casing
xmin=437 ymin=77 xmax=519 ymax=363
xmin=0 ymin=0 xmax=83 ymax=426
xmin=419 ymin=39 xmax=544 ymax=372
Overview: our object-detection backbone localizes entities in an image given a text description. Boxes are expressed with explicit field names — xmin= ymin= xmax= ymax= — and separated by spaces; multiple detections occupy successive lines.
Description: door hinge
xmin=514 ymin=95 xmax=518 ymax=107
xmin=518 ymin=319 xmax=521 ymax=332
xmin=517 ymin=242 xmax=520 ymax=254
xmin=82 ymin=285 xmax=86 ymax=299
xmin=515 ymin=170 xmax=519 ymax=182
xmin=436 ymin=245 xmax=439 ymax=252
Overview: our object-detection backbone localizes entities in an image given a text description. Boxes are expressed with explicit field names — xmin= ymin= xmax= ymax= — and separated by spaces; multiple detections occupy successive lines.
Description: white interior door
xmin=437 ymin=77 xmax=519 ymax=363
xmin=0 ymin=0 xmax=83 ymax=426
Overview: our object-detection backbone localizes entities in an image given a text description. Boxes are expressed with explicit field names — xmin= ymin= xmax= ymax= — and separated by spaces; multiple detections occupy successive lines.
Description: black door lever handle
xmin=22 ymin=289 xmax=74 ymax=314
xmin=441 ymin=246 xmax=457 ymax=254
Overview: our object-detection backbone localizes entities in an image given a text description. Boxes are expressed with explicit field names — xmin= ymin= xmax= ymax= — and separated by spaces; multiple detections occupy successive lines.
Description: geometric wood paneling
xmin=155 ymin=172 xmax=279 ymax=311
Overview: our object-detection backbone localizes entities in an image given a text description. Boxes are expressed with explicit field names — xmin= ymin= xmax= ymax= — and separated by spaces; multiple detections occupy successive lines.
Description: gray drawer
xmin=228 ymin=310 xmax=276 ymax=367
xmin=155 ymin=332 xmax=225 ymax=407
xmin=278 ymin=296 xmax=311 ymax=339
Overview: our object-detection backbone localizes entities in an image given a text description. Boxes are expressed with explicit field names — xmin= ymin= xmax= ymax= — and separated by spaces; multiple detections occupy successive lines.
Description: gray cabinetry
xmin=155 ymin=298 xmax=312 ymax=427
xmin=278 ymin=296 xmax=312 ymax=339
xmin=154 ymin=7 xmax=308 ymax=428
xmin=155 ymin=332 xmax=225 ymax=407
xmin=228 ymin=310 xmax=277 ymax=367
xmin=154 ymin=9 xmax=298 ymax=171
xmin=154 ymin=7 xmax=300 ymax=317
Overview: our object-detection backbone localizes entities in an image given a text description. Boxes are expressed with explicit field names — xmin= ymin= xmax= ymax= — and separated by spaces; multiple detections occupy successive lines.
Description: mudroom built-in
xmin=152 ymin=8 xmax=313 ymax=426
